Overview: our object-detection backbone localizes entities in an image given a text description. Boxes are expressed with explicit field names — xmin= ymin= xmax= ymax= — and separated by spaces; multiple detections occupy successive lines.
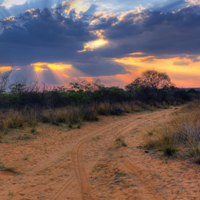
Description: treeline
xmin=0 ymin=80 xmax=198 ymax=109
xmin=0 ymin=70 xmax=198 ymax=133
xmin=0 ymin=70 xmax=198 ymax=109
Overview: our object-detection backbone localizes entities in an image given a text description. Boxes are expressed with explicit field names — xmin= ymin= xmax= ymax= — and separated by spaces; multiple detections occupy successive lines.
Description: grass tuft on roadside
xmin=115 ymin=137 xmax=127 ymax=148
xmin=146 ymin=101 xmax=200 ymax=160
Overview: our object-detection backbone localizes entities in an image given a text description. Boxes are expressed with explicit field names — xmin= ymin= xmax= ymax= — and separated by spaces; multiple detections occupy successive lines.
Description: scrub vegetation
xmin=0 ymin=70 xmax=199 ymax=141
xmin=146 ymin=101 xmax=200 ymax=162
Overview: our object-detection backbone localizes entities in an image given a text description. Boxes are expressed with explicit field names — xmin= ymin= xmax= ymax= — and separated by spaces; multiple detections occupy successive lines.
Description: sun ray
xmin=31 ymin=62 xmax=87 ymax=85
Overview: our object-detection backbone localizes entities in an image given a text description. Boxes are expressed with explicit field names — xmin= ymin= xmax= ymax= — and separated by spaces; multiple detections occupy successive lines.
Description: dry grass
xmin=146 ymin=100 xmax=200 ymax=159
xmin=95 ymin=101 xmax=167 ymax=116
xmin=41 ymin=107 xmax=82 ymax=124
xmin=0 ymin=101 xmax=171 ymax=141
xmin=0 ymin=110 xmax=24 ymax=130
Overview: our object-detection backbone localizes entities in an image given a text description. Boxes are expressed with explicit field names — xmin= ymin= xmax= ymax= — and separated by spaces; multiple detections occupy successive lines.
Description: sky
xmin=0 ymin=0 xmax=200 ymax=88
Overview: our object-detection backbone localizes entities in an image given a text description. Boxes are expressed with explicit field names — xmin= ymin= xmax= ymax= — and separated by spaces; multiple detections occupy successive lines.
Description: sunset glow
xmin=30 ymin=62 xmax=87 ymax=85
xmin=31 ymin=62 xmax=72 ymax=72
xmin=113 ymin=54 xmax=200 ymax=87
xmin=1 ymin=2 xmax=200 ymax=199
xmin=0 ymin=0 xmax=200 ymax=88
xmin=0 ymin=66 xmax=12 ymax=73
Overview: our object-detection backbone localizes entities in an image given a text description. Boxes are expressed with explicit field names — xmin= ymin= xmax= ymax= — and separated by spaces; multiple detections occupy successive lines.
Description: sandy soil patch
xmin=0 ymin=107 xmax=200 ymax=200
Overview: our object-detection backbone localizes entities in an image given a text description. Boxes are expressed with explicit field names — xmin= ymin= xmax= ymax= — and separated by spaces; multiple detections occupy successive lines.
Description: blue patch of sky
xmin=0 ymin=0 xmax=192 ymax=20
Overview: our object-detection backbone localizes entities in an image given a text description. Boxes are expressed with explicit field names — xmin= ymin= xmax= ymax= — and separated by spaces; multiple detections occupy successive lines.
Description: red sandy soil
xmin=0 ymin=107 xmax=200 ymax=200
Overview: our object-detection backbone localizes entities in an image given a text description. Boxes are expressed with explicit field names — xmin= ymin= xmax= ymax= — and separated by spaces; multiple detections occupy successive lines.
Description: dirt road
xmin=0 ymin=107 xmax=200 ymax=200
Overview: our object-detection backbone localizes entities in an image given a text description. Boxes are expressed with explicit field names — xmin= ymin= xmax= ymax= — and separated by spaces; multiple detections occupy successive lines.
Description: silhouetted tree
xmin=126 ymin=70 xmax=174 ymax=90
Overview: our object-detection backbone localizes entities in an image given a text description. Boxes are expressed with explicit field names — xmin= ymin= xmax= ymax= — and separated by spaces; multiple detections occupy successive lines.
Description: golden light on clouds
xmin=29 ymin=54 xmax=200 ymax=88
xmin=34 ymin=67 xmax=48 ymax=72
xmin=113 ymin=55 xmax=200 ymax=75
xmin=113 ymin=53 xmax=200 ymax=87
xmin=78 ymin=39 xmax=108 ymax=53
xmin=79 ymin=53 xmax=200 ymax=88
xmin=71 ymin=0 xmax=89 ymax=13
xmin=31 ymin=62 xmax=72 ymax=71
xmin=0 ymin=66 xmax=12 ymax=73
xmin=31 ymin=62 xmax=86 ymax=85
xmin=0 ymin=0 xmax=27 ymax=8
xmin=128 ymin=52 xmax=143 ymax=56
xmin=62 ymin=0 xmax=90 ymax=15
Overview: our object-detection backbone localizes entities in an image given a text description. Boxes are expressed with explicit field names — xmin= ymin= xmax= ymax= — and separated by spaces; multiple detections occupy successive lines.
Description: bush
xmin=145 ymin=101 xmax=200 ymax=160
xmin=162 ymin=145 xmax=178 ymax=156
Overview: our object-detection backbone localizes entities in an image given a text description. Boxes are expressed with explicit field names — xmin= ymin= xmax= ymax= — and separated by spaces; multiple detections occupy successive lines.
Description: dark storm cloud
xmin=0 ymin=5 xmax=127 ymax=77
xmin=74 ymin=60 xmax=128 ymax=77
xmin=91 ymin=5 xmax=200 ymax=58
xmin=0 ymin=7 xmax=96 ymax=65
xmin=1 ymin=4 xmax=200 ymax=78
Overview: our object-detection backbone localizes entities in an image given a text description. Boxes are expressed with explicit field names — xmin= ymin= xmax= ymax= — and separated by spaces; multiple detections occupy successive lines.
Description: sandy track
xmin=70 ymin=116 xmax=143 ymax=200
xmin=123 ymin=157 xmax=161 ymax=200
xmin=1 ymin=107 xmax=200 ymax=199
xmin=0 ymin=113 xmax=143 ymax=200
xmin=70 ymin=111 xmax=167 ymax=200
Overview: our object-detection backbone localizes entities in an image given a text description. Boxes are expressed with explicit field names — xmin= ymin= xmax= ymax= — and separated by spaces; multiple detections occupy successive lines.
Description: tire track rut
xmin=70 ymin=112 xmax=157 ymax=200
xmin=49 ymin=115 xmax=139 ymax=200
xmin=0 ymin=109 xmax=176 ymax=200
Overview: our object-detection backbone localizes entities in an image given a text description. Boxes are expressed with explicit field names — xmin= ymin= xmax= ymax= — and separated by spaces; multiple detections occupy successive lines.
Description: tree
xmin=69 ymin=80 xmax=104 ymax=92
xmin=126 ymin=70 xmax=174 ymax=90
xmin=0 ymin=70 xmax=12 ymax=94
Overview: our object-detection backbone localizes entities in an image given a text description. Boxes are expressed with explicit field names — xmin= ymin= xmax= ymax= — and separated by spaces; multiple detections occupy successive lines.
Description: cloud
xmin=78 ymin=38 xmax=108 ymax=52
xmin=1 ymin=3 xmax=200 ymax=86
xmin=113 ymin=53 xmax=200 ymax=87
xmin=0 ymin=5 xmax=131 ymax=80
xmin=0 ymin=7 xmax=96 ymax=65
xmin=0 ymin=0 xmax=27 ymax=8
xmin=87 ymin=5 xmax=200 ymax=58
xmin=186 ymin=0 xmax=200 ymax=5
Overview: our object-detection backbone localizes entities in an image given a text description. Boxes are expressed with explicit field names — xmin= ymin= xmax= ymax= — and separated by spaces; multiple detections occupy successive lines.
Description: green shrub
xmin=17 ymin=134 xmax=32 ymax=140
xmin=115 ymin=137 xmax=127 ymax=148
xmin=162 ymin=145 xmax=178 ymax=157
xmin=0 ymin=162 xmax=16 ymax=173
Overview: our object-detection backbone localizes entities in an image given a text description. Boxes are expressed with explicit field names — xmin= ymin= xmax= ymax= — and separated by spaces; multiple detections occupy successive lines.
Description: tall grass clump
xmin=1 ymin=110 xmax=24 ymax=129
xmin=146 ymin=101 xmax=200 ymax=159
xmin=40 ymin=107 xmax=83 ymax=125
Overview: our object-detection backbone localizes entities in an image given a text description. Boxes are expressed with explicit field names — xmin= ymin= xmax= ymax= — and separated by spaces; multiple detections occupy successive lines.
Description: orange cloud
xmin=0 ymin=66 xmax=12 ymax=73
xmin=31 ymin=62 xmax=72 ymax=71
xmin=128 ymin=52 xmax=143 ymax=56
xmin=29 ymin=55 xmax=200 ymax=88
xmin=113 ymin=53 xmax=200 ymax=88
